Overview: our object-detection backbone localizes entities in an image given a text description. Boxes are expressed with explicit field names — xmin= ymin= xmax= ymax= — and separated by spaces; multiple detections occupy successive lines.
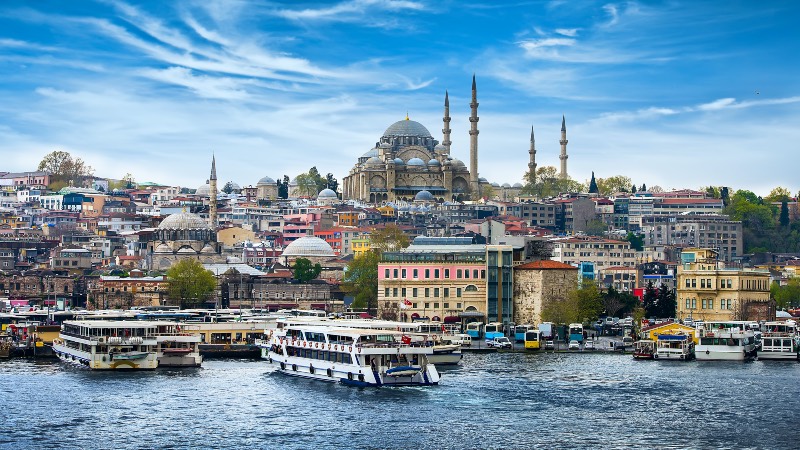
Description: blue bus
xmin=568 ymin=323 xmax=584 ymax=343
xmin=466 ymin=322 xmax=484 ymax=339
xmin=514 ymin=325 xmax=533 ymax=342
xmin=484 ymin=322 xmax=504 ymax=340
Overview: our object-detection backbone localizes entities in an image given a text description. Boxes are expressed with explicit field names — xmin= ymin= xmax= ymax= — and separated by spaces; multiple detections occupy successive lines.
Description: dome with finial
xmin=414 ymin=190 xmax=435 ymax=202
xmin=282 ymin=236 xmax=335 ymax=258
xmin=407 ymin=158 xmax=426 ymax=167
xmin=318 ymin=188 xmax=338 ymax=199
xmin=257 ymin=176 xmax=275 ymax=186
xmin=158 ymin=211 xmax=211 ymax=230
xmin=383 ymin=118 xmax=432 ymax=138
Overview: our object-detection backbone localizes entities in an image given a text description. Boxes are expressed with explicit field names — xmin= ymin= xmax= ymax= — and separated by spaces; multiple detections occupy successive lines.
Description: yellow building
xmin=351 ymin=236 xmax=372 ymax=259
xmin=217 ymin=226 xmax=257 ymax=247
xmin=676 ymin=248 xmax=773 ymax=322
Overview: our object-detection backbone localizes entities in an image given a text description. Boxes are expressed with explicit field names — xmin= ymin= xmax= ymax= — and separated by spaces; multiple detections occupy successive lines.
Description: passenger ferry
xmin=654 ymin=334 xmax=695 ymax=361
xmin=758 ymin=321 xmax=799 ymax=361
xmin=52 ymin=321 xmax=159 ymax=370
xmin=632 ymin=340 xmax=655 ymax=360
xmin=695 ymin=321 xmax=757 ymax=361
xmin=266 ymin=322 xmax=440 ymax=387
xmin=154 ymin=323 xmax=203 ymax=367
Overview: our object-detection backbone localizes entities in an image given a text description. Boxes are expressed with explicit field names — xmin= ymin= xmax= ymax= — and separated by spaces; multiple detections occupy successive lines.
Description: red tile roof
xmin=516 ymin=260 xmax=577 ymax=270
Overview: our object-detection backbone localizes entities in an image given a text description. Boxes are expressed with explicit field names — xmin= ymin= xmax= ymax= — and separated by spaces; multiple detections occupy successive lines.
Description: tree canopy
xmin=542 ymin=283 xmax=603 ymax=324
xmin=369 ymin=225 xmax=410 ymax=253
xmin=521 ymin=166 xmax=585 ymax=198
xmin=595 ymin=175 xmax=632 ymax=196
xmin=293 ymin=258 xmax=322 ymax=283
xmin=166 ymin=259 xmax=216 ymax=308
xmin=343 ymin=251 xmax=379 ymax=314
xmin=38 ymin=150 xmax=95 ymax=187
xmin=771 ymin=278 xmax=800 ymax=309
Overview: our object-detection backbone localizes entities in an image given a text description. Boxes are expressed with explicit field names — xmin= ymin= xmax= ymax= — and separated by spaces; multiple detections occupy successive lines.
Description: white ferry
xmin=695 ymin=321 xmax=757 ymax=361
xmin=52 ymin=321 xmax=159 ymax=370
xmin=758 ymin=321 xmax=799 ymax=361
xmin=654 ymin=334 xmax=695 ymax=361
xmin=154 ymin=323 xmax=203 ymax=367
xmin=266 ymin=322 xmax=440 ymax=387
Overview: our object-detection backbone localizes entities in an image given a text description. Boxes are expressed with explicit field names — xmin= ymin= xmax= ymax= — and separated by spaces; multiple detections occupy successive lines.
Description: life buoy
xmin=327 ymin=343 xmax=331 ymax=350
xmin=348 ymin=346 xmax=353 ymax=352
xmin=334 ymin=345 xmax=338 ymax=351
xmin=315 ymin=342 xmax=319 ymax=349
xmin=303 ymin=341 xmax=307 ymax=347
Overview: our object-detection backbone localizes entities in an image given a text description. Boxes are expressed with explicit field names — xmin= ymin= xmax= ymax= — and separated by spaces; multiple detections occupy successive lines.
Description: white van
xmin=441 ymin=334 xmax=472 ymax=347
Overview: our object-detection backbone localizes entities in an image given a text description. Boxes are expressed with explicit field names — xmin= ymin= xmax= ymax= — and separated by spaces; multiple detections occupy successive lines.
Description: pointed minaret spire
xmin=442 ymin=90 xmax=452 ymax=153
xmin=209 ymin=154 xmax=218 ymax=228
xmin=559 ymin=115 xmax=568 ymax=179
xmin=469 ymin=74 xmax=480 ymax=197
xmin=528 ymin=125 xmax=537 ymax=182
xmin=210 ymin=154 xmax=217 ymax=181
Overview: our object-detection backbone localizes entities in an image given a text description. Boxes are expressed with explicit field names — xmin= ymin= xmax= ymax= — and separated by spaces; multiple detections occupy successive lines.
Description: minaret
xmin=209 ymin=154 xmax=218 ymax=228
xmin=442 ymin=90 xmax=452 ymax=154
xmin=559 ymin=115 xmax=568 ymax=179
xmin=469 ymin=75 xmax=480 ymax=196
xmin=528 ymin=125 xmax=537 ymax=182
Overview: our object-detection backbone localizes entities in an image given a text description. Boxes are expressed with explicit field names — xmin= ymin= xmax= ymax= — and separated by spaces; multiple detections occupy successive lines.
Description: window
xmin=708 ymin=299 xmax=713 ymax=309
xmin=384 ymin=269 xmax=389 ymax=278
xmin=393 ymin=269 xmax=398 ymax=278
xmin=691 ymin=279 xmax=696 ymax=288
xmin=685 ymin=279 xmax=690 ymax=288
xmin=685 ymin=298 xmax=690 ymax=309
xmin=413 ymin=269 xmax=418 ymax=278
xmin=727 ymin=279 xmax=732 ymax=288
xmin=444 ymin=269 xmax=450 ymax=278
xmin=424 ymin=303 xmax=430 ymax=309
xmin=413 ymin=288 xmax=418 ymax=297
xmin=707 ymin=279 xmax=712 ymax=289
xmin=701 ymin=279 xmax=706 ymax=289
xmin=691 ymin=298 xmax=696 ymax=309
xmin=434 ymin=303 xmax=439 ymax=309
xmin=481 ymin=270 xmax=486 ymax=279
xmin=464 ymin=270 xmax=470 ymax=279
xmin=434 ymin=269 xmax=440 ymax=278
xmin=456 ymin=288 xmax=462 ymax=298
xmin=401 ymin=288 xmax=406 ymax=297
xmin=434 ymin=288 xmax=439 ymax=297
xmin=456 ymin=303 xmax=462 ymax=309
xmin=444 ymin=288 xmax=449 ymax=298
xmin=444 ymin=303 xmax=449 ymax=309
xmin=473 ymin=269 xmax=479 ymax=279
xmin=425 ymin=269 xmax=430 ymax=278
xmin=702 ymin=299 xmax=706 ymax=309
xmin=425 ymin=288 xmax=430 ymax=297
xmin=457 ymin=269 xmax=462 ymax=279
xmin=401 ymin=269 xmax=407 ymax=278
xmin=384 ymin=288 xmax=389 ymax=297
xmin=393 ymin=288 xmax=398 ymax=297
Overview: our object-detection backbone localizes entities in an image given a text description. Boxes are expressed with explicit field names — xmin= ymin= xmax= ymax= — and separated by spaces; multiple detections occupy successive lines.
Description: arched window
xmin=465 ymin=285 xmax=478 ymax=292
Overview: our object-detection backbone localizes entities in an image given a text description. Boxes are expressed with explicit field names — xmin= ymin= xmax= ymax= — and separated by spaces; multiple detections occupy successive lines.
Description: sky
xmin=0 ymin=0 xmax=798 ymax=196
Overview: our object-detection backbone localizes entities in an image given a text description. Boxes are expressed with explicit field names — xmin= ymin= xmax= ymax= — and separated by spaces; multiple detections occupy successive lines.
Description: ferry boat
xmin=52 ymin=321 xmax=159 ymax=370
xmin=758 ymin=321 xmax=799 ymax=361
xmin=632 ymin=340 xmax=655 ymax=359
xmin=695 ymin=321 xmax=757 ymax=361
xmin=266 ymin=323 xmax=440 ymax=387
xmin=154 ymin=323 xmax=203 ymax=367
xmin=654 ymin=334 xmax=695 ymax=361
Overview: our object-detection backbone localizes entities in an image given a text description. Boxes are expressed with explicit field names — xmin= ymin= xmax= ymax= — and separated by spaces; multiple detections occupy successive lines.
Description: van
xmin=442 ymin=333 xmax=472 ymax=347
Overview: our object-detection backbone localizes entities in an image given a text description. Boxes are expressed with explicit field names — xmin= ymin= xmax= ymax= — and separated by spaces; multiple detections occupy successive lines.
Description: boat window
xmin=342 ymin=353 xmax=351 ymax=364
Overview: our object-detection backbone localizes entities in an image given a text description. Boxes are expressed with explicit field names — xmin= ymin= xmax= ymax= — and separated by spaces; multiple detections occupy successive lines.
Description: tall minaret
xmin=209 ymin=154 xmax=218 ymax=228
xmin=442 ymin=90 xmax=452 ymax=153
xmin=528 ymin=125 xmax=537 ymax=182
xmin=469 ymin=75 xmax=480 ymax=196
xmin=559 ymin=115 xmax=568 ymax=179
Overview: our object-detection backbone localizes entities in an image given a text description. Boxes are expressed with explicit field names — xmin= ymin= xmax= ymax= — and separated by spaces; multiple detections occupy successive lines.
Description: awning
xmin=411 ymin=313 xmax=420 ymax=319
xmin=391 ymin=186 xmax=448 ymax=192
xmin=10 ymin=300 xmax=29 ymax=307
xmin=359 ymin=312 xmax=374 ymax=319
xmin=458 ymin=311 xmax=485 ymax=318
xmin=431 ymin=316 xmax=441 ymax=322
xmin=443 ymin=316 xmax=461 ymax=324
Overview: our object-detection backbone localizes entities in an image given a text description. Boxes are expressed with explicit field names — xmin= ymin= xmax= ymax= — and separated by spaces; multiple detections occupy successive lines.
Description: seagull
xmin=755 ymin=90 xmax=760 ymax=95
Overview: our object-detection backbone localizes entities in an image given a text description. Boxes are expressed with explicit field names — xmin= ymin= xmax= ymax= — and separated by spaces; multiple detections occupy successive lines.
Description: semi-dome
xmin=318 ymin=188 xmax=338 ymax=199
xmin=257 ymin=176 xmax=275 ymax=186
xmin=414 ymin=190 xmax=435 ymax=202
xmin=158 ymin=211 xmax=211 ymax=230
xmin=383 ymin=119 xmax=432 ymax=138
xmin=282 ymin=236 xmax=335 ymax=258
xmin=407 ymin=157 xmax=426 ymax=166
xmin=154 ymin=243 xmax=172 ymax=254
xmin=393 ymin=158 xmax=405 ymax=165
xmin=365 ymin=156 xmax=385 ymax=167
xmin=428 ymin=159 xmax=440 ymax=166
xmin=361 ymin=148 xmax=379 ymax=158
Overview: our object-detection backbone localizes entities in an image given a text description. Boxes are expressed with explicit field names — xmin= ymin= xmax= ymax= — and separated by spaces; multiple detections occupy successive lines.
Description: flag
xmin=401 ymin=335 xmax=411 ymax=345
xmin=401 ymin=298 xmax=412 ymax=309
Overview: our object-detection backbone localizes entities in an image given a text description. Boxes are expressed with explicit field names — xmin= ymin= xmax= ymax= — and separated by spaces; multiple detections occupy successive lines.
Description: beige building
xmin=550 ymin=236 xmax=638 ymax=279
xmin=217 ymin=226 xmax=257 ymax=248
xmin=256 ymin=176 xmax=279 ymax=201
xmin=513 ymin=260 xmax=578 ymax=326
xmin=676 ymin=248 xmax=774 ymax=322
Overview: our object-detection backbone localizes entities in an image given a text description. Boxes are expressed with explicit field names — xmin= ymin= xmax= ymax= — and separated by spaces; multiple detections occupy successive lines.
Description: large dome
xmin=257 ymin=176 xmax=275 ymax=186
xmin=282 ymin=236 xmax=335 ymax=258
xmin=158 ymin=211 xmax=211 ymax=230
xmin=383 ymin=119 xmax=432 ymax=138
xmin=318 ymin=188 xmax=338 ymax=199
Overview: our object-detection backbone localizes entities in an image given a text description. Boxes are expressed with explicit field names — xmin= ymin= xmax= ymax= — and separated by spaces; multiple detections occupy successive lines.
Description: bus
xmin=466 ymin=322 xmax=484 ymax=339
xmin=484 ymin=322 xmax=504 ymax=340
xmin=568 ymin=323 xmax=584 ymax=343
xmin=514 ymin=325 xmax=533 ymax=342
xmin=524 ymin=330 xmax=541 ymax=350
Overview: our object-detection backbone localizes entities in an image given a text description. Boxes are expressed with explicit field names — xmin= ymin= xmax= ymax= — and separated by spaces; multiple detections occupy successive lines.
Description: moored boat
xmin=155 ymin=323 xmax=203 ymax=367
xmin=654 ymin=334 xmax=695 ymax=361
xmin=52 ymin=321 xmax=159 ymax=370
xmin=633 ymin=340 xmax=655 ymax=360
xmin=695 ymin=321 xmax=757 ymax=361
xmin=758 ymin=321 xmax=799 ymax=361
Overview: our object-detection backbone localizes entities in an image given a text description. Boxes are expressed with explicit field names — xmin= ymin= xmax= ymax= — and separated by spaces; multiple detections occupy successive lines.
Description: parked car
xmin=583 ymin=340 xmax=595 ymax=350
xmin=544 ymin=340 xmax=555 ymax=350
xmin=486 ymin=336 xmax=512 ymax=349
xmin=442 ymin=334 xmax=472 ymax=347
xmin=622 ymin=336 xmax=634 ymax=348
xmin=568 ymin=340 xmax=580 ymax=350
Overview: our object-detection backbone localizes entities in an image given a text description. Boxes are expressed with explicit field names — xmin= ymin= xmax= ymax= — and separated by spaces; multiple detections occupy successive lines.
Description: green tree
xmin=702 ymin=186 xmax=721 ymax=198
xmin=343 ymin=251 xmax=379 ymax=314
xmin=625 ymin=232 xmax=644 ymax=251
xmin=293 ymin=257 xmax=322 ymax=283
xmin=640 ymin=183 xmax=647 ymax=192
xmin=596 ymin=175 xmax=632 ymax=196
xmin=521 ymin=166 xmax=585 ymax=198
xmin=294 ymin=173 xmax=317 ymax=197
xmin=720 ymin=187 xmax=730 ymax=207
xmin=765 ymin=186 xmax=792 ymax=203
xmin=656 ymin=284 xmax=676 ymax=318
xmin=38 ymin=150 xmax=94 ymax=187
xmin=166 ymin=259 xmax=216 ymax=308
xmin=482 ymin=184 xmax=496 ymax=200
xmin=584 ymin=219 xmax=608 ymax=236
xmin=588 ymin=171 xmax=599 ymax=194
xmin=222 ymin=181 xmax=236 ymax=194
xmin=772 ymin=278 xmax=800 ymax=309
xmin=574 ymin=282 xmax=603 ymax=323
xmin=642 ymin=281 xmax=659 ymax=318
xmin=277 ymin=175 xmax=289 ymax=199
xmin=369 ymin=224 xmax=410 ymax=253
xmin=780 ymin=201 xmax=790 ymax=227
xmin=631 ymin=184 xmax=637 ymax=193
xmin=325 ymin=173 xmax=339 ymax=192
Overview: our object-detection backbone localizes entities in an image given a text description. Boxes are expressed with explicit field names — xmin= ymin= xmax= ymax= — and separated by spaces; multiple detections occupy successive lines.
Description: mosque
xmin=341 ymin=76 xmax=570 ymax=204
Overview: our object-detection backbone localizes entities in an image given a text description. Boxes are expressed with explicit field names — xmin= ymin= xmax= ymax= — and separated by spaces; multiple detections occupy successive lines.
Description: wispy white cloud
xmin=273 ymin=0 xmax=425 ymax=24
xmin=398 ymin=75 xmax=437 ymax=91
xmin=554 ymin=28 xmax=578 ymax=37
xmin=602 ymin=3 xmax=619 ymax=27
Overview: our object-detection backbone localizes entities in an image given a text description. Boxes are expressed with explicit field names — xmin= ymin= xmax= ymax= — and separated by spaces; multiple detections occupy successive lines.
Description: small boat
xmin=52 ymin=320 xmax=159 ymax=370
xmin=633 ymin=340 xmax=655 ymax=360
xmin=758 ymin=321 xmax=799 ymax=361
xmin=654 ymin=334 xmax=695 ymax=361
xmin=386 ymin=366 xmax=422 ymax=377
xmin=696 ymin=321 xmax=757 ymax=361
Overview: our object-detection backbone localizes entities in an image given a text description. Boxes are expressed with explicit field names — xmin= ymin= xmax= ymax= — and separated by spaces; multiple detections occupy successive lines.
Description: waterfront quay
xmin=3 ymin=351 xmax=799 ymax=449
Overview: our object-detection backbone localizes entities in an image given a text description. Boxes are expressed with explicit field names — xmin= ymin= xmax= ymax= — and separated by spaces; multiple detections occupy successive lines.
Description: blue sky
xmin=1 ymin=0 xmax=798 ymax=195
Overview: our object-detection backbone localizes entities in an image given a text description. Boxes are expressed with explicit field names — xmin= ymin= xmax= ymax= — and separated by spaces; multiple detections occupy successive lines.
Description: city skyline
xmin=1 ymin=0 xmax=798 ymax=195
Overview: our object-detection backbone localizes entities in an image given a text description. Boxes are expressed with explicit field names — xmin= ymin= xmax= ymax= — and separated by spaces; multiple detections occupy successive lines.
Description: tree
xmin=631 ymin=184 xmax=637 ymax=193
xmin=765 ymin=186 xmax=792 ymax=203
xmin=294 ymin=173 xmax=317 ymax=197
xmin=596 ymin=175 xmax=632 ymax=196
xmin=656 ymin=283 xmax=676 ymax=318
xmin=38 ymin=150 xmax=72 ymax=174
xmin=222 ymin=181 xmax=236 ymax=194
xmin=343 ymin=251 xmax=380 ymax=314
xmin=277 ymin=175 xmax=289 ymax=199
xmin=166 ymin=259 xmax=216 ymax=308
xmin=640 ymin=183 xmax=647 ymax=192
xmin=649 ymin=185 xmax=664 ymax=194
xmin=642 ymin=281 xmax=659 ymax=318
xmin=293 ymin=258 xmax=322 ymax=283
xmin=702 ymin=186 xmax=720 ymax=198
xmin=720 ymin=187 xmax=730 ymax=207
xmin=780 ymin=201 xmax=790 ymax=227
xmin=481 ymin=184 xmax=496 ymax=201
xmin=521 ymin=166 xmax=585 ymax=198
xmin=588 ymin=172 xmax=599 ymax=194
xmin=584 ymin=219 xmax=608 ymax=236
xmin=369 ymin=225 xmax=410 ymax=253
xmin=625 ymin=232 xmax=644 ymax=251
xmin=325 ymin=173 xmax=339 ymax=192
xmin=601 ymin=286 xmax=625 ymax=318
xmin=772 ymin=278 xmax=800 ymax=309
xmin=38 ymin=150 xmax=95 ymax=187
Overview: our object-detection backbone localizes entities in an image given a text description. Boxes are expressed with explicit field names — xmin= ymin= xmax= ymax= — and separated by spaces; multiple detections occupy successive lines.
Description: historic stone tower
xmin=442 ymin=90 xmax=452 ymax=154
xmin=528 ymin=125 xmax=537 ymax=182
xmin=559 ymin=115 xmax=568 ymax=179
xmin=469 ymin=75 xmax=480 ymax=196
xmin=209 ymin=155 xmax=218 ymax=228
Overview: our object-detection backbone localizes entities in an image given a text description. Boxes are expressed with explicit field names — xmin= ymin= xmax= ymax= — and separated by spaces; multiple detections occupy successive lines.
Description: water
xmin=1 ymin=353 xmax=798 ymax=449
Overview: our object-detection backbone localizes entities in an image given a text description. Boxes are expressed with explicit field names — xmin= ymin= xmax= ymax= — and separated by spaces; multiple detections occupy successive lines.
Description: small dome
xmin=434 ymin=144 xmax=446 ymax=152
xmin=196 ymin=183 xmax=211 ymax=197
xmin=450 ymin=158 xmax=465 ymax=168
xmin=513 ymin=183 xmax=523 ymax=188
xmin=365 ymin=156 xmax=385 ymax=167
xmin=318 ymin=188 xmax=338 ymax=199
xmin=379 ymin=142 xmax=392 ymax=149
xmin=362 ymin=148 xmax=379 ymax=158
xmin=407 ymin=158 xmax=426 ymax=166
xmin=502 ymin=183 xmax=511 ymax=188
xmin=479 ymin=177 xmax=488 ymax=182
xmin=393 ymin=158 xmax=405 ymax=165
xmin=282 ymin=236 xmax=336 ymax=258
xmin=428 ymin=159 xmax=440 ymax=166
xmin=158 ymin=211 xmax=211 ymax=230
xmin=383 ymin=119 xmax=432 ymax=138
xmin=491 ymin=182 xmax=500 ymax=187
xmin=257 ymin=176 xmax=275 ymax=186
xmin=414 ymin=190 xmax=435 ymax=202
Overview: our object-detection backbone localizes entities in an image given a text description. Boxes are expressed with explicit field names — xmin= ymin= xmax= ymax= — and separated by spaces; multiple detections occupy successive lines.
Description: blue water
xmin=1 ymin=353 xmax=798 ymax=449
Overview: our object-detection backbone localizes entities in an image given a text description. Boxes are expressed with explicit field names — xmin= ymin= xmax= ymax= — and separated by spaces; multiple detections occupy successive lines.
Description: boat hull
xmin=696 ymin=347 xmax=754 ymax=361
xmin=654 ymin=351 xmax=695 ymax=361
xmin=53 ymin=343 xmax=158 ymax=370
xmin=757 ymin=351 xmax=799 ymax=361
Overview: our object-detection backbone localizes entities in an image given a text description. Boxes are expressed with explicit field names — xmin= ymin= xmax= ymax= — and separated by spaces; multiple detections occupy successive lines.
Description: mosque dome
xmin=428 ymin=159 xmax=440 ymax=166
xmin=513 ymin=183 xmax=523 ymax=188
xmin=318 ymin=188 xmax=338 ymax=199
xmin=158 ymin=211 xmax=211 ymax=230
xmin=491 ymin=182 xmax=500 ymax=187
xmin=365 ymin=156 xmax=385 ymax=167
xmin=434 ymin=144 xmax=446 ymax=152
xmin=282 ymin=236 xmax=335 ymax=258
xmin=383 ymin=119 xmax=432 ymax=138
xmin=362 ymin=148 xmax=380 ymax=158
xmin=393 ymin=158 xmax=405 ymax=165
xmin=502 ymin=183 xmax=511 ymax=188
xmin=414 ymin=190 xmax=435 ymax=202
xmin=196 ymin=183 xmax=211 ymax=197
xmin=450 ymin=158 xmax=466 ymax=168
xmin=407 ymin=157 xmax=426 ymax=166
xmin=257 ymin=176 xmax=275 ymax=186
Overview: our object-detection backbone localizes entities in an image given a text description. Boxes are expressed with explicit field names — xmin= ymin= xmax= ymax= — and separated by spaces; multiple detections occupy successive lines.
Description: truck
xmin=538 ymin=322 xmax=554 ymax=340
